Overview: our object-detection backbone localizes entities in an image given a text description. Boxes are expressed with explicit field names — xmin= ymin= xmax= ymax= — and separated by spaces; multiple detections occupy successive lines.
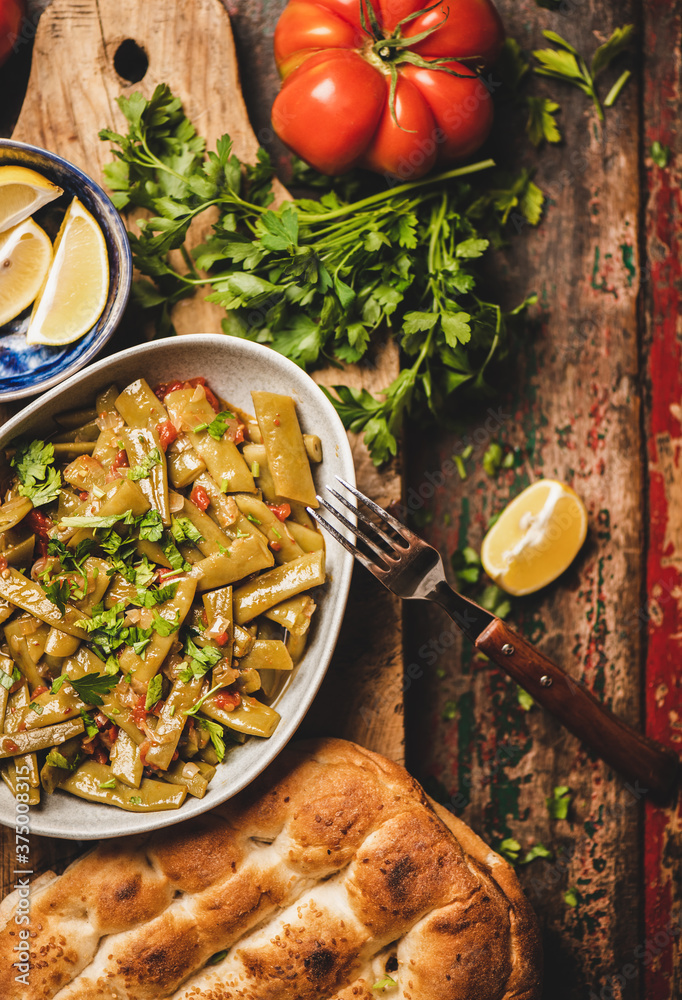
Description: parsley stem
xmin=299 ymin=159 xmax=495 ymax=224
xmin=184 ymin=681 xmax=222 ymax=715
xmin=604 ymin=69 xmax=631 ymax=108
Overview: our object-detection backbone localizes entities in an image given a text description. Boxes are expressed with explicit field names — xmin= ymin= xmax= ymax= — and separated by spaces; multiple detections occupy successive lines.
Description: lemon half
xmin=481 ymin=479 xmax=588 ymax=596
xmin=0 ymin=165 xmax=63 ymax=233
xmin=0 ymin=218 xmax=53 ymax=327
xmin=26 ymin=197 xmax=109 ymax=347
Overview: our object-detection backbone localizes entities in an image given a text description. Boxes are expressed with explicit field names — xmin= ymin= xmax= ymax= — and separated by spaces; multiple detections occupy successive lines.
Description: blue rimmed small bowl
xmin=0 ymin=139 xmax=132 ymax=401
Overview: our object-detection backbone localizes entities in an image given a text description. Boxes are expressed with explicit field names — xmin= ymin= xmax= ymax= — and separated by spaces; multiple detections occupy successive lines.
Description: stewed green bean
xmin=0 ymin=373 xmax=326 ymax=812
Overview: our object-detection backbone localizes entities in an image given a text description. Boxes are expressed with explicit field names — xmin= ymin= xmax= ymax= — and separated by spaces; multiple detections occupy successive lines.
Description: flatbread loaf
xmin=0 ymin=738 xmax=542 ymax=999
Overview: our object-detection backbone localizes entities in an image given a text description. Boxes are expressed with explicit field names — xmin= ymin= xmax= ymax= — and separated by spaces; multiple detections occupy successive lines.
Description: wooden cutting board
xmin=1 ymin=0 xmax=404 ymax=894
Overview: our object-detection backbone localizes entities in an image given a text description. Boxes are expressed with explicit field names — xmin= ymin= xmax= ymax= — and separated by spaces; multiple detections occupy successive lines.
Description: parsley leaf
xmin=127 ymin=448 xmax=162 ymax=481
xmin=533 ymin=26 xmax=634 ymax=122
xmin=80 ymin=709 xmax=99 ymax=738
xmin=198 ymin=716 xmax=226 ymax=761
xmin=43 ymin=577 xmax=75 ymax=615
xmin=178 ymin=636 xmax=222 ymax=683
xmin=45 ymin=749 xmax=79 ymax=771
xmin=0 ymin=669 xmax=16 ymax=691
xmin=11 ymin=440 xmax=62 ymax=507
xmin=137 ymin=510 xmax=164 ymax=541
xmin=197 ymin=411 xmax=234 ymax=441
xmin=152 ymin=610 xmax=180 ymax=637
xmin=651 ymin=141 xmax=670 ymax=168
xmin=70 ymin=672 xmax=120 ymax=707
xmin=145 ymin=673 xmax=163 ymax=710
xmin=547 ymin=785 xmax=571 ymax=820
xmin=51 ymin=674 xmax=68 ymax=694
xmin=61 ymin=513 xmax=132 ymax=529
xmin=171 ymin=517 xmax=204 ymax=545
xmin=520 ymin=843 xmax=553 ymax=865
xmin=162 ymin=533 xmax=191 ymax=572
xmin=526 ymin=97 xmax=562 ymax=146
xmin=135 ymin=582 xmax=178 ymax=608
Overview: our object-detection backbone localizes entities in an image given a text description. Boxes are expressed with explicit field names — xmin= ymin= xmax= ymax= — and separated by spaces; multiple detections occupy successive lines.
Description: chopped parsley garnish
xmin=134 ymin=556 xmax=156 ymax=588
xmin=152 ymin=610 xmax=180 ymax=636
xmin=137 ymin=510 xmax=164 ymax=541
xmin=104 ymin=656 xmax=120 ymax=676
xmin=0 ymin=667 xmax=19 ymax=691
xmin=45 ymin=749 xmax=79 ymax=771
xmin=28 ymin=701 xmax=43 ymax=715
xmin=70 ymin=672 xmax=120 ymax=707
xmin=129 ymin=795 xmax=142 ymax=805
xmin=51 ymin=674 xmax=68 ymax=694
xmin=80 ymin=709 xmax=99 ymax=739
xmin=77 ymin=602 xmax=130 ymax=657
xmin=198 ymin=716 xmax=226 ymax=761
xmin=11 ymin=439 xmax=62 ymax=507
xmin=194 ymin=411 xmax=234 ymax=440
xmin=44 ymin=577 xmax=76 ymax=615
xmin=183 ymin=682 xmax=223 ymax=716
xmin=47 ymin=537 xmax=97 ymax=572
xmin=127 ymin=447 xmax=162 ymax=481
xmin=145 ymin=673 xmax=163 ymax=710
xmin=162 ymin=533 xmax=191 ymax=572
xmin=171 ymin=516 xmax=204 ymax=545
xmin=178 ymin=636 xmax=222 ymax=683
xmin=135 ymin=582 xmax=178 ymax=608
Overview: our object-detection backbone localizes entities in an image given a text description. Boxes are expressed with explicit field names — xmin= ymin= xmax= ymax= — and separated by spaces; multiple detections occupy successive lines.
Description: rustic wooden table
xmin=1 ymin=2 xmax=681 ymax=999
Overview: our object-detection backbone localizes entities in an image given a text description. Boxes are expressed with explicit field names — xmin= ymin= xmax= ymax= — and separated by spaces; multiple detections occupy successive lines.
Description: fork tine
xmin=335 ymin=476 xmax=413 ymax=539
xmin=306 ymin=507 xmax=379 ymax=574
xmin=325 ymin=486 xmax=406 ymax=554
xmin=316 ymin=494 xmax=397 ymax=565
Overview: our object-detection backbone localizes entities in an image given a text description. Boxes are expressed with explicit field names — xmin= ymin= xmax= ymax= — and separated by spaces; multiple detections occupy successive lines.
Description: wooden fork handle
xmin=476 ymin=617 xmax=679 ymax=802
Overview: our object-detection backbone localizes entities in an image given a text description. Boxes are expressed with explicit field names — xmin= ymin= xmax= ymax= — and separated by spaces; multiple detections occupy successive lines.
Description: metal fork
xmin=308 ymin=477 xmax=679 ymax=801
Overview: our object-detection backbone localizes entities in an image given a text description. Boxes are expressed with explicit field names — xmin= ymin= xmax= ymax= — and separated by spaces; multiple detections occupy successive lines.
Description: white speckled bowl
xmin=0 ymin=336 xmax=355 ymax=840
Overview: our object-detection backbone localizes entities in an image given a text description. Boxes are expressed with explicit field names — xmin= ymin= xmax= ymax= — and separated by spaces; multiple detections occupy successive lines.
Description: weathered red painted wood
xmin=642 ymin=2 xmax=682 ymax=999
xmin=406 ymin=1 xmax=647 ymax=996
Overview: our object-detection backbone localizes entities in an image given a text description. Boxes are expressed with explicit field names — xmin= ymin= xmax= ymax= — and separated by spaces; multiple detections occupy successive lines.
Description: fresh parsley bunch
xmin=100 ymin=85 xmax=538 ymax=465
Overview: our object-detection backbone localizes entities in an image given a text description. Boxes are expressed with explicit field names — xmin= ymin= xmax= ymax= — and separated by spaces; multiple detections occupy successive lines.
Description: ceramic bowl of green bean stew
xmin=0 ymin=335 xmax=355 ymax=839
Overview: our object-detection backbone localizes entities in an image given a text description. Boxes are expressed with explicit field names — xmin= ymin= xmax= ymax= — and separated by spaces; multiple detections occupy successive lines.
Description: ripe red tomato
xmin=0 ymin=0 xmax=24 ymax=67
xmin=271 ymin=0 xmax=503 ymax=179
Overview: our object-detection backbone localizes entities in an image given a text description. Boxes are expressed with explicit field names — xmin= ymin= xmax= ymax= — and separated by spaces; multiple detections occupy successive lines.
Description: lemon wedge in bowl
xmin=481 ymin=479 xmax=588 ymax=596
xmin=0 ymin=165 xmax=63 ymax=232
xmin=0 ymin=218 xmax=53 ymax=327
xmin=26 ymin=197 xmax=109 ymax=347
